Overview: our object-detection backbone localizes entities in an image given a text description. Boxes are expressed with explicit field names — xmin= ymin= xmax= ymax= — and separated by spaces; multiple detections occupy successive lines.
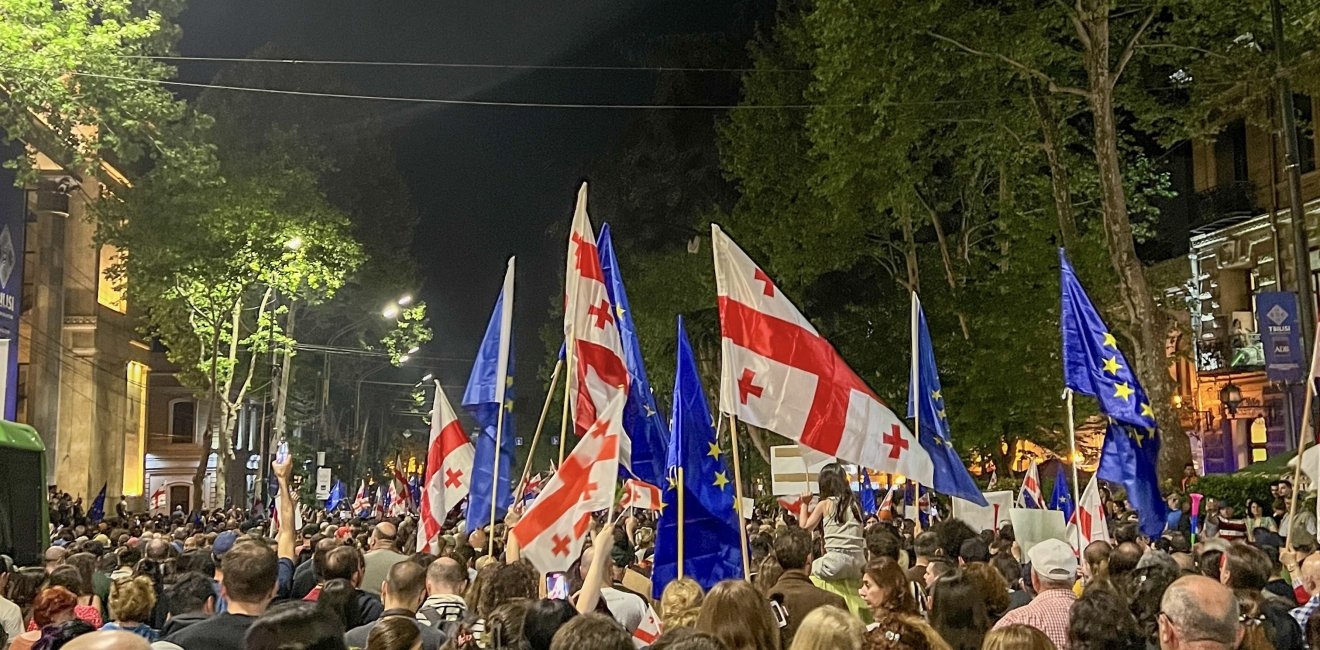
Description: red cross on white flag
xmin=1069 ymin=473 xmax=1111 ymax=549
xmin=619 ymin=478 xmax=663 ymax=512
xmin=711 ymin=225 xmax=933 ymax=481
xmin=419 ymin=381 xmax=476 ymax=554
xmin=511 ymin=392 xmax=625 ymax=574
xmin=564 ymin=183 xmax=632 ymax=466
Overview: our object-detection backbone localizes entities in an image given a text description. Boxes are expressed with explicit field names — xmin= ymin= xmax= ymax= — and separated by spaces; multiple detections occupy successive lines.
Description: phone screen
xmin=546 ymin=573 xmax=569 ymax=600
xmin=276 ymin=441 xmax=289 ymax=464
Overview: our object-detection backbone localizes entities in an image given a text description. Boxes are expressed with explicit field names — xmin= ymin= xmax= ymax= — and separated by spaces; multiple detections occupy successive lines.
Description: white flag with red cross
xmin=711 ymin=225 xmax=933 ymax=481
xmin=420 ymin=381 xmax=476 ymax=553
xmin=511 ymin=392 xmax=625 ymax=574
xmin=150 ymin=487 xmax=166 ymax=512
xmin=619 ymin=478 xmax=663 ymax=511
xmin=632 ymin=604 xmax=662 ymax=648
xmin=1069 ymin=473 xmax=1111 ymax=549
xmin=563 ymin=184 xmax=632 ymax=467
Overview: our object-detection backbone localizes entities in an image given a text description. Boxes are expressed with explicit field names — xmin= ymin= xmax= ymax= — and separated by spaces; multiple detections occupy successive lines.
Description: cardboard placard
xmin=1008 ymin=508 xmax=1068 ymax=556
xmin=770 ymin=445 xmax=834 ymax=495
xmin=951 ymin=490 xmax=1015 ymax=532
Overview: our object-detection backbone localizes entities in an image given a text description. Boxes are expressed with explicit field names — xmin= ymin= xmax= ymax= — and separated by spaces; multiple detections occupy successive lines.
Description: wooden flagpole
xmin=515 ymin=359 xmax=562 ymax=498
xmin=676 ymin=466 xmax=686 ymax=580
xmin=1063 ymin=389 xmax=1083 ymax=551
xmin=1286 ymin=333 xmax=1320 ymax=548
xmin=558 ymin=341 xmax=574 ymax=465
xmin=726 ymin=414 xmax=752 ymax=579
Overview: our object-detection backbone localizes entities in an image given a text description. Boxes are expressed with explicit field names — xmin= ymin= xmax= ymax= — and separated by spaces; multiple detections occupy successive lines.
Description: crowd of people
xmin=1 ymin=461 xmax=1315 ymax=650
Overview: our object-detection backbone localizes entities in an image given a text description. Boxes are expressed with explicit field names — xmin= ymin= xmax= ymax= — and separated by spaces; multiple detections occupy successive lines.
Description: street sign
xmin=315 ymin=467 xmax=332 ymax=500
xmin=1257 ymin=291 xmax=1304 ymax=383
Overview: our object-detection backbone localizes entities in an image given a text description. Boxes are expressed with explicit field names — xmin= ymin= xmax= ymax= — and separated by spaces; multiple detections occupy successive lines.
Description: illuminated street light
xmin=398 ymin=294 xmax=413 ymax=307
xmin=408 ymin=346 xmax=420 ymax=355
xmin=399 ymin=354 xmax=411 ymax=363
xmin=286 ymin=236 xmax=303 ymax=250
xmin=382 ymin=305 xmax=400 ymax=319
xmin=422 ymin=373 xmax=434 ymax=382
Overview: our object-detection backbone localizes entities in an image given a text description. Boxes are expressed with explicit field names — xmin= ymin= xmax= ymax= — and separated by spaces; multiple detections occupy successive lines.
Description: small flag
xmin=620 ymin=478 xmax=663 ymax=511
xmin=150 ymin=487 xmax=166 ymax=512
xmin=325 ymin=480 xmax=346 ymax=512
xmin=420 ymin=382 xmax=475 ymax=554
xmin=632 ymin=604 xmax=662 ymax=648
xmin=859 ymin=469 xmax=878 ymax=517
xmin=89 ymin=484 xmax=107 ymax=523
xmin=352 ymin=481 xmax=371 ymax=518
xmin=1019 ymin=461 xmax=1044 ymax=509
xmin=1048 ymin=464 xmax=1074 ymax=522
xmin=1071 ymin=473 xmax=1112 ymax=548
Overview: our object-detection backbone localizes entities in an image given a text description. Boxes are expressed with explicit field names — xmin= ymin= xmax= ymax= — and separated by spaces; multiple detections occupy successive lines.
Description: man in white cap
xmin=991 ymin=538 xmax=1078 ymax=649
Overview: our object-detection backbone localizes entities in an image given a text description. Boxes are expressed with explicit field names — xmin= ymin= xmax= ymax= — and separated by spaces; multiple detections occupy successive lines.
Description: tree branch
xmin=1113 ymin=6 xmax=1158 ymax=87
xmin=1053 ymin=0 xmax=1092 ymax=50
xmin=927 ymin=31 xmax=1091 ymax=98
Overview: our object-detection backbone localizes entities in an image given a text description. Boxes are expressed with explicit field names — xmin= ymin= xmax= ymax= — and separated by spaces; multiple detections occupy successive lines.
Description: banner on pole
xmin=770 ymin=445 xmax=833 ymax=495
xmin=952 ymin=490 xmax=1014 ymax=532
xmin=1256 ymin=291 xmax=1305 ymax=383
xmin=1008 ymin=507 xmax=1068 ymax=556
xmin=315 ymin=467 xmax=332 ymax=500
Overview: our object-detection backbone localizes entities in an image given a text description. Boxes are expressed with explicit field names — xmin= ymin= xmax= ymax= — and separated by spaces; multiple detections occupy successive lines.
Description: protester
xmin=768 ymin=527 xmax=847 ymax=644
xmin=416 ymin=557 xmax=467 ymax=629
xmin=695 ymin=580 xmax=781 ymax=650
xmin=990 ymin=539 xmax=1076 ymax=649
xmin=788 ymin=606 xmax=865 ymax=650
xmin=1157 ymin=575 xmax=1242 ymax=650
xmin=362 ymin=523 xmax=409 ymax=597
xmin=980 ymin=624 xmax=1055 ymax=650
xmin=927 ymin=571 xmax=988 ymax=649
xmin=365 ymin=615 xmax=422 ymax=650
xmin=99 ymin=575 xmax=158 ymax=641
xmin=244 ymin=601 xmax=347 ymax=650
xmin=0 ymin=555 xmax=25 ymax=645
xmin=42 ymin=566 xmax=103 ymax=630
xmin=523 ymin=599 xmax=579 ymax=650
xmin=159 ymin=572 xmax=216 ymax=637
xmin=550 ymin=613 xmax=633 ymax=650
xmin=1221 ymin=541 xmax=1303 ymax=649
xmin=659 ymin=578 xmax=704 ymax=631
xmin=11 ymin=586 xmax=78 ymax=650
xmin=799 ymin=463 xmax=866 ymax=582
xmin=344 ymin=561 xmax=445 ymax=650
xmin=1066 ymin=587 xmax=1142 ymax=650
xmin=857 ymin=559 xmax=944 ymax=649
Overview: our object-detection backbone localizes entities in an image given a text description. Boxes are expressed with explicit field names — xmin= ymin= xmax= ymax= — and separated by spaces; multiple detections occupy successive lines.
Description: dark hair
xmin=864 ymin=526 xmax=901 ymax=562
xmin=912 ymin=532 xmax=942 ymax=559
xmin=322 ymin=546 xmax=363 ymax=582
xmin=118 ymin=546 xmax=143 ymax=567
xmin=176 ymin=549 xmax=216 ymax=577
xmin=46 ymin=566 xmax=88 ymax=597
xmin=31 ymin=619 xmax=95 ymax=650
xmin=385 ymin=560 xmax=428 ymax=604
xmin=167 ymin=572 xmax=216 ymax=615
xmin=818 ymin=464 xmax=859 ymax=525
xmin=524 ymin=599 xmax=578 ymax=650
xmin=62 ymin=554 xmax=97 ymax=597
xmin=863 ymin=559 xmax=916 ymax=616
xmin=487 ymin=599 xmax=532 ymax=650
xmin=1067 ymin=587 xmax=1144 ymax=650
xmin=1109 ymin=542 xmax=1143 ymax=577
xmin=246 ymin=600 xmax=348 ymax=650
xmin=550 ymin=614 xmax=633 ymax=650
xmin=773 ymin=528 xmax=812 ymax=571
xmin=928 ymin=571 xmax=988 ymax=650
xmin=1116 ymin=565 xmax=1180 ymax=647
xmin=6 ymin=567 xmax=48 ymax=614
xmin=930 ymin=519 xmax=977 ymax=561
xmin=222 ymin=540 xmax=278 ymax=603
xmin=958 ymin=538 xmax=989 ymax=564
xmin=317 ymin=579 xmax=360 ymax=630
xmin=1198 ymin=549 xmax=1223 ymax=581
xmin=988 ymin=553 xmax=1021 ymax=588
xmin=1223 ymin=542 xmax=1271 ymax=591
xmin=480 ymin=561 xmax=539 ymax=618
xmin=366 ymin=615 xmax=421 ymax=650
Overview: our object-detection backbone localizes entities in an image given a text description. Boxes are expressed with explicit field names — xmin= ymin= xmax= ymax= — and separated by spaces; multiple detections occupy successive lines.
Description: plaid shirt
xmin=1292 ymin=595 xmax=1320 ymax=635
xmin=992 ymin=588 xmax=1076 ymax=650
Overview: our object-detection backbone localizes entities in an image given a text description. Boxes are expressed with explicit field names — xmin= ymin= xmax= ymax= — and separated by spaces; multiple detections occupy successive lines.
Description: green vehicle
xmin=0 ymin=420 xmax=47 ymax=566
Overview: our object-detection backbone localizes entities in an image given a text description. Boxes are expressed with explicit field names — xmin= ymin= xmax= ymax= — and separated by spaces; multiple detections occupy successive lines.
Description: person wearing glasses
xmin=1157 ymin=575 xmax=1243 ymax=650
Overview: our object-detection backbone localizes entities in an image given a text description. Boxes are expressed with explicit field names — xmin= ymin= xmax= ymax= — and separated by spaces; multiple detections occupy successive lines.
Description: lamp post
xmin=319 ymin=294 xmax=413 ymax=431
xmin=1220 ymin=381 xmax=1244 ymax=417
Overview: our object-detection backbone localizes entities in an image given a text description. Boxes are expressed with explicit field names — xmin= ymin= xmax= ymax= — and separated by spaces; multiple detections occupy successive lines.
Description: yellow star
xmin=1141 ymin=402 xmax=1154 ymax=418
xmin=713 ymin=472 xmax=730 ymax=490
xmin=707 ymin=442 xmax=722 ymax=459
xmin=657 ymin=500 xmax=667 ymax=514
xmin=936 ymin=409 xmax=947 ymax=420
xmin=1113 ymin=382 xmax=1134 ymax=401
xmin=1102 ymin=357 xmax=1121 ymax=376
xmin=1103 ymin=332 xmax=1118 ymax=348
xmin=615 ymin=305 xmax=626 ymax=319
xmin=666 ymin=474 xmax=677 ymax=491
xmin=931 ymin=390 xmax=942 ymax=401
xmin=1129 ymin=428 xmax=1144 ymax=448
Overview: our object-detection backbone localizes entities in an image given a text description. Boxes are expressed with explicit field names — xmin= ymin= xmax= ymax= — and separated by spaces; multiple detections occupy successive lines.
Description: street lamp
xmin=1220 ymin=381 xmax=1243 ymax=417
xmin=286 ymin=236 xmax=303 ymax=250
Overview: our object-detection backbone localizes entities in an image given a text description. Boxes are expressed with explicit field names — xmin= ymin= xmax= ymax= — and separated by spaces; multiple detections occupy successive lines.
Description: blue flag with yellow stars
xmin=88 ymin=483 xmax=107 ymax=523
xmin=859 ymin=469 xmax=878 ymax=517
xmin=907 ymin=293 xmax=989 ymax=506
xmin=598 ymin=224 xmax=669 ymax=488
xmin=653 ymin=316 xmax=744 ymax=598
xmin=1059 ymin=250 xmax=1163 ymax=537
xmin=463 ymin=277 xmax=515 ymax=534
xmin=1048 ymin=464 xmax=1073 ymax=523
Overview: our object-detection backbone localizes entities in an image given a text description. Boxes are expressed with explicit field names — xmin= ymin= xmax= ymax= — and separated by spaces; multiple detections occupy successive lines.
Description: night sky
xmin=176 ymin=1 xmax=751 ymax=397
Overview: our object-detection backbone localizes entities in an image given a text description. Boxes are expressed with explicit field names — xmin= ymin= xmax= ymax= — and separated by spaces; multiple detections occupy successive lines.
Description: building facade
xmin=1185 ymin=97 xmax=1320 ymax=473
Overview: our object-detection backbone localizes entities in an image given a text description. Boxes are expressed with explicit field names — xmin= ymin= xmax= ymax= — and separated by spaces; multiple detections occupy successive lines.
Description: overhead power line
xmin=126 ymin=54 xmax=809 ymax=74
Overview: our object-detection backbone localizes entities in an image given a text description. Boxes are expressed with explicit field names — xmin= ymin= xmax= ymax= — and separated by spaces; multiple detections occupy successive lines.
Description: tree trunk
xmin=1082 ymin=7 xmax=1191 ymax=481
xmin=1029 ymin=88 xmax=1079 ymax=249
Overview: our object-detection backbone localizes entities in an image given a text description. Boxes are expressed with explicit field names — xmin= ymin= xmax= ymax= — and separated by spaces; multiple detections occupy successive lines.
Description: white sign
xmin=770 ymin=445 xmax=834 ymax=495
xmin=952 ymin=490 xmax=1015 ymax=532
xmin=315 ymin=467 xmax=332 ymax=500
xmin=741 ymin=497 xmax=756 ymax=520
xmin=1009 ymin=508 xmax=1068 ymax=556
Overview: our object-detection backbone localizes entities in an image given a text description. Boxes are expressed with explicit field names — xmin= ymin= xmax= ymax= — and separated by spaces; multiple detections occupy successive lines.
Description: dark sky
xmin=176 ymin=1 xmax=750 ymax=398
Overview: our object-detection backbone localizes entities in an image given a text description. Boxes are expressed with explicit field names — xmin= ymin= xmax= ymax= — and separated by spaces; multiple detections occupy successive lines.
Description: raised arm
xmin=576 ymin=521 xmax=615 ymax=615
xmin=272 ymin=457 xmax=296 ymax=561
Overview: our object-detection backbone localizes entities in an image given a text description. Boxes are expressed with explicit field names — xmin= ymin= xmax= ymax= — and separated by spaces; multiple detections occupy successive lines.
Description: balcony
xmin=1192 ymin=181 xmax=1260 ymax=235
xmin=1196 ymin=332 xmax=1265 ymax=373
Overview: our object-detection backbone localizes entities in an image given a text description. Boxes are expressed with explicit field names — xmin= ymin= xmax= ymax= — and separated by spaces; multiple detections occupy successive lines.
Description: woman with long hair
xmin=927 ymin=572 xmax=989 ymax=650
xmin=33 ymin=569 xmax=100 ymax=631
xmin=858 ymin=560 xmax=948 ymax=650
xmin=10 ymin=587 xmax=78 ymax=650
xmin=1245 ymin=499 xmax=1278 ymax=542
xmin=788 ymin=606 xmax=864 ymax=650
xmin=367 ymin=616 xmax=423 ymax=650
xmin=7 ymin=568 xmax=47 ymax=625
xmin=799 ymin=463 xmax=866 ymax=581
xmin=660 ymin=579 xmax=704 ymax=631
xmin=60 ymin=554 xmax=103 ymax=617
xmin=695 ymin=580 xmax=781 ymax=650
xmin=1067 ymin=587 xmax=1143 ymax=650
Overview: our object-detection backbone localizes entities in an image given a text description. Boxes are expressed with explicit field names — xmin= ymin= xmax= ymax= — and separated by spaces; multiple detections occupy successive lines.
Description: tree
xmin=103 ymin=146 xmax=363 ymax=509
xmin=0 ymin=0 xmax=212 ymax=180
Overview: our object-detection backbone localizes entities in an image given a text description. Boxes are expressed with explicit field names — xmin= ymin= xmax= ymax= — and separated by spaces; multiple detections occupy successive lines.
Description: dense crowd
xmin=2 ymin=462 xmax=1316 ymax=650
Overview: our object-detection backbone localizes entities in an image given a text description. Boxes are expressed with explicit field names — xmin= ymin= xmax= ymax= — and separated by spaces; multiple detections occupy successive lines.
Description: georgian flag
xmin=390 ymin=467 xmax=411 ymax=517
xmin=1068 ymin=473 xmax=1112 ymax=549
xmin=711 ymin=225 xmax=932 ymax=481
xmin=420 ymin=381 xmax=476 ymax=554
xmin=564 ymin=184 xmax=631 ymax=467
xmin=632 ymin=604 xmax=662 ymax=648
xmin=619 ymin=478 xmax=663 ymax=511
xmin=511 ymin=392 xmax=625 ymax=574
xmin=150 ymin=488 xmax=166 ymax=512
xmin=352 ymin=481 xmax=371 ymax=518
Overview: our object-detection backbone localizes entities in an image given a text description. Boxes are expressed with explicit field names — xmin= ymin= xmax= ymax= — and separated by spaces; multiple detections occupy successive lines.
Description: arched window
xmin=169 ymin=400 xmax=196 ymax=444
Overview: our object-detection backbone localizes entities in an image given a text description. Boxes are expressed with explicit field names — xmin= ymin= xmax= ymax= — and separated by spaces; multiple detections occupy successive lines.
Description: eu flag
xmin=859 ymin=469 xmax=878 ymax=517
xmin=907 ymin=293 xmax=988 ymax=506
xmin=1059 ymin=250 xmax=1163 ymax=537
xmin=598 ymin=225 xmax=669 ymax=487
xmin=464 ymin=260 xmax=516 ymax=534
xmin=1048 ymin=464 xmax=1073 ymax=523
xmin=653 ymin=316 xmax=744 ymax=598
xmin=326 ymin=480 xmax=345 ymax=512
xmin=88 ymin=483 xmax=107 ymax=523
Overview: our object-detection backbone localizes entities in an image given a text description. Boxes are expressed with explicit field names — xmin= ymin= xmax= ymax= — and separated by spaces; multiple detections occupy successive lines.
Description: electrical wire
xmin=124 ymin=54 xmax=808 ymax=74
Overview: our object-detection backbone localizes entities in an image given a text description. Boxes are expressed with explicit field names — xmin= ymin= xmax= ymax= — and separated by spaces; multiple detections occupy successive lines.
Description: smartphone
xmin=276 ymin=441 xmax=289 ymax=464
xmin=546 ymin=572 xmax=569 ymax=600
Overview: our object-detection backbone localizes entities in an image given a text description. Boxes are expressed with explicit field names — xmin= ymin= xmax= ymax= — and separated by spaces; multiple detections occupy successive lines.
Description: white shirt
xmin=0 ymin=594 xmax=23 ymax=645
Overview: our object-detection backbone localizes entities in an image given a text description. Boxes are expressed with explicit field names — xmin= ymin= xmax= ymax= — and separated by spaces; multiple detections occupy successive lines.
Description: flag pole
xmin=1063 ymin=388 xmax=1083 ymax=551
xmin=677 ymin=465 xmax=686 ymax=581
xmin=516 ymin=359 xmax=562 ymax=498
xmin=1286 ymin=330 xmax=1320 ymax=547
xmin=488 ymin=259 xmax=515 ymax=558
xmin=726 ymin=414 xmax=752 ymax=579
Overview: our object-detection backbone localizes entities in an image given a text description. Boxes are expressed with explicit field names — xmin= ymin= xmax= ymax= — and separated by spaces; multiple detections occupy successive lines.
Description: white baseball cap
xmin=1028 ymin=538 xmax=1078 ymax=582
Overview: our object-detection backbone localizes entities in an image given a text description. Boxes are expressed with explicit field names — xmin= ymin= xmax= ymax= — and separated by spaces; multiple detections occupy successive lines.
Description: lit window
xmin=97 ymin=244 xmax=127 ymax=313
xmin=1249 ymin=417 xmax=1269 ymax=464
